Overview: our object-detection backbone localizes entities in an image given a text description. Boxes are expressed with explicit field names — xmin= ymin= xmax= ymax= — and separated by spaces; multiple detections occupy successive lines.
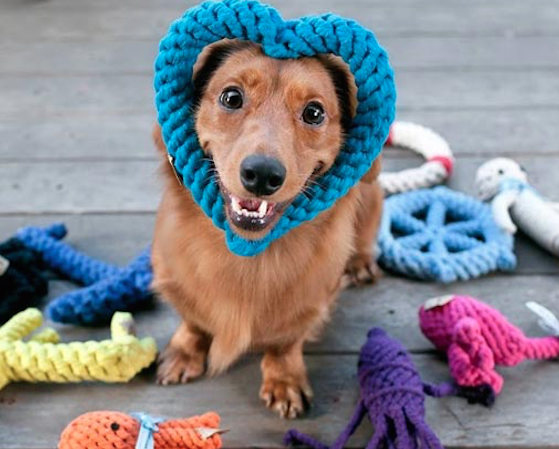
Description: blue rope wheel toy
xmin=155 ymin=0 xmax=396 ymax=257
xmin=378 ymin=186 xmax=516 ymax=283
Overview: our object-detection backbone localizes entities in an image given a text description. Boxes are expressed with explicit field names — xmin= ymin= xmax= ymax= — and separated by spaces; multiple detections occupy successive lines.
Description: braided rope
xmin=59 ymin=411 xmax=222 ymax=449
xmin=155 ymin=0 xmax=396 ymax=257
xmin=420 ymin=295 xmax=559 ymax=396
xmin=476 ymin=157 xmax=559 ymax=257
xmin=0 ymin=237 xmax=49 ymax=324
xmin=0 ymin=309 xmax=157 ymax=390
xmin=16 ymin=224 xmax=153 ymax=326
xmin=16 ymin=223 xmax=121 ymax=285
xmin=380 ymin=121 xmax=454 ymax=195
xmin=285 ymin=328 xmax=443 ymax=449
xmin=378 ymin=187 xmax=516 ymax=283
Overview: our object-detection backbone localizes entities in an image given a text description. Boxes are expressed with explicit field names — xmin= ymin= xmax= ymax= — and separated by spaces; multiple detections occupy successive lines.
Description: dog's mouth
xmin=221 ymin=187 xmax=290 ymax=233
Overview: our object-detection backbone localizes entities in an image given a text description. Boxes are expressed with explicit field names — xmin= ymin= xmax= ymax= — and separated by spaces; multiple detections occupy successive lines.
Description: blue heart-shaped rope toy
xmin=155 ymin=0 xmax=396 ymax=257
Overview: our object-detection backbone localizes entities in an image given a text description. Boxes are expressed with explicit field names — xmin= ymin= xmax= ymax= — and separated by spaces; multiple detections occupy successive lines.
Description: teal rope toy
xmin=377 ymin=187 xmax=516 ymax=283
xmin=155 ymin=0 xmax=396 ymax=257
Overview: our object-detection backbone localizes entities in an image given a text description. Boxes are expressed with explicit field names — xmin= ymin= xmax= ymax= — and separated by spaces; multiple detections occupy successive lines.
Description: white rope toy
xmin=475 ymin=157 xmax=559 ymax=257
xmin=379 ymin=121 xmax=454 ymax=195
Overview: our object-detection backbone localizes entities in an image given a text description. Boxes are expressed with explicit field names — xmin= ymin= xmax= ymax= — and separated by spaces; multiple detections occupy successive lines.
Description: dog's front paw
xmin=156 ymin=345 xmax=205 ymax=385
xmin=259 ymin=377 xmax=313 ymax=419
xmin=341 ymin=253 xmax=382 ymax=288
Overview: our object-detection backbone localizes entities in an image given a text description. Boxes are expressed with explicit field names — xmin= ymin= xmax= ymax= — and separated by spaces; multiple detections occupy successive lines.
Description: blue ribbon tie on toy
xmin=131 ymin=413 xmax=165 ymax=449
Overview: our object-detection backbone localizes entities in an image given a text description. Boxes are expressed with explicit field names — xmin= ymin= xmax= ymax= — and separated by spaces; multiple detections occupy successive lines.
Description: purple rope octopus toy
xmin=285 ymin=328 xmax=455 ymax=449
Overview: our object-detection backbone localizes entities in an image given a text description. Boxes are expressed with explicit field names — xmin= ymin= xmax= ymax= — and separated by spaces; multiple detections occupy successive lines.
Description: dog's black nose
xmin=240 ymin=155 xmax=286 ymax=196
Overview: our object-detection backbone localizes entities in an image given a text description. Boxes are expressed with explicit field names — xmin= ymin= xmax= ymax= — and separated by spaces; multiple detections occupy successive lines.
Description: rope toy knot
xmin=155 ymin=0 xmax=396 ymax=257
xmin=13 ymin=224 xmax=153 ymax=326
xmin=285 ymin=327 xmax=444 ymax=449
xmin=58 ymin=411 xmax=223 ymax=449
xmin=0 ymin=309 xmax=157 ymax=390
xmin=420 ymin=294 xmax=559 ymax=400
xmin=131 ymin=413 xmax=165 ymax=449
xmin=377 ymin=186 xmax=516 ymax=282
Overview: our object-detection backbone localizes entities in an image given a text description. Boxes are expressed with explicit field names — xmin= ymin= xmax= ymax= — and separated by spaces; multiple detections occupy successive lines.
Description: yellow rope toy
xmin=0 ymin=308 xmax=157 ymax=390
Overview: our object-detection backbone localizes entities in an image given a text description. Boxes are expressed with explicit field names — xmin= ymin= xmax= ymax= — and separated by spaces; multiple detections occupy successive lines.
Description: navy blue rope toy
xmin=14 ymin=224 xmax=153 ymax=326
xmin=155 ymin=0 xmax=396 ymax=257
xmin=377 ymin=186 xmax=516 ymax=283
xmin=0 ymin=235 xmax=49 ymax=324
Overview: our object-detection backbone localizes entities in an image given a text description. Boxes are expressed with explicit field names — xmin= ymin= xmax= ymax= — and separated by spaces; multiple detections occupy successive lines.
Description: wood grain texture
xmin=1 ymin=0 xmax=559 ymax=447
xmin=1 ymin=71 xmax=559 ymax=120
xmin=2 ymin=156 xmax=559 ymax=214
xmin=1 ymin=353 xmax=559 ymax=449
xmin=2 ymin=37 xmax=558 ymax=76
xmin=3 ymin=110 xmax=559 ymax=161
xmin=2 ymin=0 xmax=559 ymax=42
xmin=0 ymin=209 xmax=557 ymax=287
xmin=29 ymin=273 xmax=559 ymax=355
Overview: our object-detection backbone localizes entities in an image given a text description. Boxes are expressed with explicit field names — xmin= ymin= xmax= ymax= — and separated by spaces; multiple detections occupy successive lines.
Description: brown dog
xmin=151 ymin=40 xmax=383 ymax=419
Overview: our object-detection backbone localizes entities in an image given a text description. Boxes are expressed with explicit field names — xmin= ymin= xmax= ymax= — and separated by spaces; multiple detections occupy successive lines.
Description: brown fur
xmin=151 ymin=41 xmax=383 ymax=419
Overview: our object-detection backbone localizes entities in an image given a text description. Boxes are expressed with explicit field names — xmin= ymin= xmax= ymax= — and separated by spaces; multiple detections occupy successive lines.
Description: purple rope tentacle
xmin=366 ymin=417 xmax=387 ymax=449
xmin=409 ymin=414 xmax=443 ymax=449
xmin=424 ymin=381 xmax=495 ymax=406
xmin=329 ymin=400 xmax=367 ymax=449
xmin=423 ymin=381 xmax=457 ymax=397
xmin=284 ymin=400 xmax=367 ymax=449
xmin=283 ymin=430 xmax=329 ymax=449
xmin=285 ymin=328 xmax=444 ymax=449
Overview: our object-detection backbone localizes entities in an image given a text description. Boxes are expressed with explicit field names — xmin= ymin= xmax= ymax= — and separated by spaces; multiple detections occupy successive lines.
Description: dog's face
xmin=193 ymin=41 xmax=354 ymax=240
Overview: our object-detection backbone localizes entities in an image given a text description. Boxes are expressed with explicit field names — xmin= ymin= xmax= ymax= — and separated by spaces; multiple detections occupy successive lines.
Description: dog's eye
xmin=220 ymin=87 xmax=243 ymax=110
xmin=302 ymin=102 xmax=325 ymax=126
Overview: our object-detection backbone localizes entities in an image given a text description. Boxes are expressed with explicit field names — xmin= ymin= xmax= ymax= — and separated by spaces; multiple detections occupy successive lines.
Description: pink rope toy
xmin=419 ymin=294 xmax=559 ymax=404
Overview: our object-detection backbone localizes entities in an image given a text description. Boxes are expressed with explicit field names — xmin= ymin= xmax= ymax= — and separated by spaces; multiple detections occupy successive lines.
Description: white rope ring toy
xmin=379 ymin=122 xmax=454 ymax=195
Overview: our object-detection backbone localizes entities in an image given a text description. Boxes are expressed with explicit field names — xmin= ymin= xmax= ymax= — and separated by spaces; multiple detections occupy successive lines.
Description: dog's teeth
xmin=258 ymin=201 xmax=268 ymax=217
xmin=231 ymin=196 xmax=242 ymax=215
xmin=241 ymin=209 xmax=249 ymax=217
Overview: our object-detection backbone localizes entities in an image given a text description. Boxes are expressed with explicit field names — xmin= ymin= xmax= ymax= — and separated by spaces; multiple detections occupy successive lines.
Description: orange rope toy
xmin=59 ymin=411 xmax=223 ymax=449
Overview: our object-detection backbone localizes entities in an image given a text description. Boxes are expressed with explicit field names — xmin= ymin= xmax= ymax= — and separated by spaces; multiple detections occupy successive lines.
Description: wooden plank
xmin=1 ymin=0 xmax=559 ymax=43
xmin=2 ymin=156 xmax=558 ymax=214
xmin=33 ymin=273 xmax=559 ymax=355
xmin=0 ymin=75 xmax=154 ymax=119
xmin=1 ymin=352 xmax=559 ymax=448
xmin=0 ymin=215 xmax=557 ymax=352
xmin=0 ymin=115 xmax=157 ymax=162
xmin=2 ymin=37 xmax=558 ymax=76
xmin=3 ymin=110 xmax=559 ymax=162
xmin=0 ymin=160 xmax=161 ymax=214
xmin=1 ymin=70 xmax=558 ymax=120
xmin=394 ymin=109 xmax=559 ymax=157
xmin=0 ymin=214 xmax=155 ymax=266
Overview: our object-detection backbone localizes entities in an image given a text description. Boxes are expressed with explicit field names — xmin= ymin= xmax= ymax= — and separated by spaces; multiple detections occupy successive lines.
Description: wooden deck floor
xmin=1 ymin=0 xmax=559 ymax=447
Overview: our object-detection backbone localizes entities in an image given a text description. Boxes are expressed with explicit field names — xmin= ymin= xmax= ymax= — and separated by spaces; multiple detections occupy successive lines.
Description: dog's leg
xmin=156 ymin=322 xmax=211 ymax=385
xmin=342 ymin=160 xmax=384 ymax=287
xmin=260 ymin=339 xmax=313 ymax=419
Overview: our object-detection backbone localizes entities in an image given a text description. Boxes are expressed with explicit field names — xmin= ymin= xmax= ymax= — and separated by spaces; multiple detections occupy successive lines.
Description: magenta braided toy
xmin=419 ymin=295 xmax=559 ymax=402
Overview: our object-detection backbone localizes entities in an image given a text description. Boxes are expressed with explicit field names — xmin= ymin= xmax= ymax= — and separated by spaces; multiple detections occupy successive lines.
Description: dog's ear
xmin=316 ymin=54 xmax=357 ymax=134
xmin=152 ymin=124 xmax=166 ymax=155
xmin=191 ymin=39 xmax=255 ymax=112
xmin=361 ymin=156 xmax=382 ymax=184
